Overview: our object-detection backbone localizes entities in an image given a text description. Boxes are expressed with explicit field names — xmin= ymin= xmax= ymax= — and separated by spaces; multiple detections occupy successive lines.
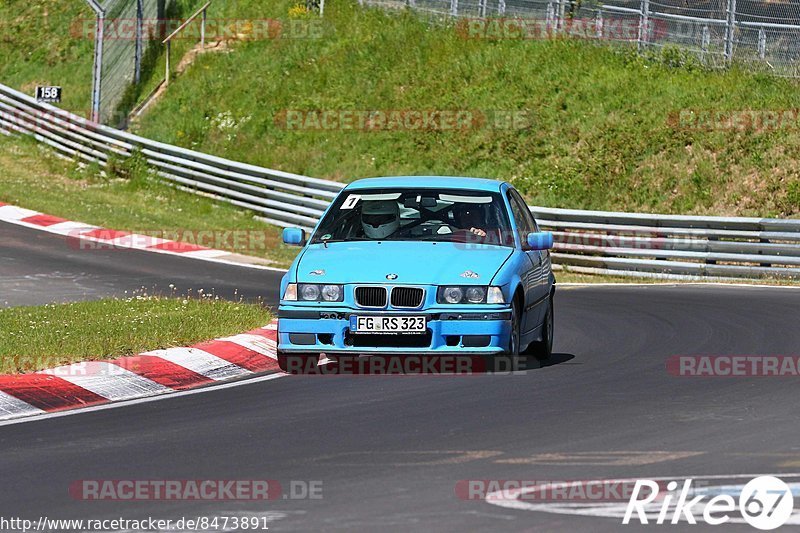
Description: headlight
xmin=283 ymin=283 xmax=298 ymax=301
xmin=465 ymin=287 xmax=486 ymax=303
xmin=442 ymin=287 xmax=464 ymax=304
xmin=301 ymin=284 xmax=320 ymax=301
xmin=437 ymin=286 xmax=503 ymax=304
xmin=321 ymin=284 xmax=341 ymax=301
xmin=292 ymin=284 xmax=344 ymax=302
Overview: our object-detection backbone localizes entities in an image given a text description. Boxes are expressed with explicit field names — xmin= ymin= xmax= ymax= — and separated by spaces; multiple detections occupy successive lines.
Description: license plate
xmin=349 ymin=316 xmax=426 ymax=334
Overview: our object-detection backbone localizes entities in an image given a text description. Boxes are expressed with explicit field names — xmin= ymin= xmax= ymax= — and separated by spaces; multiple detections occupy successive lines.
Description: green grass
xmin=0 ymin=0 xmax=205 ymax=123
xmin=128 ymin=0 xmax=800 ymax=218
xmin=0 ymin=0 xmax=94 ymax=114
xmin=0 ymin=294 xmax=272 ymax=374
xmin=0 ymin=135 xmax=298 ymax=266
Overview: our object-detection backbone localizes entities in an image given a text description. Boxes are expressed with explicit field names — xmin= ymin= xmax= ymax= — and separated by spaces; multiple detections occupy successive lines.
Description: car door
xmin=506 ymin=188 xmax=548 ymax=332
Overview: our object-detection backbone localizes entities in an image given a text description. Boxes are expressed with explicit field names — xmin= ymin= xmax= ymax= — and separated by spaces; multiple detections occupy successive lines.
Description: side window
xmin=506 ymin=190 xmax=534 ymax=248
xmin=510 ymin=189 xmax=539 ymax=232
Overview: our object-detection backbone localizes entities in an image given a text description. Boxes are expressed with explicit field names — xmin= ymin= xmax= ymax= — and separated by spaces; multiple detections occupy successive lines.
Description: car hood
xmin=295 ymin=241 xmax=513 ymax=285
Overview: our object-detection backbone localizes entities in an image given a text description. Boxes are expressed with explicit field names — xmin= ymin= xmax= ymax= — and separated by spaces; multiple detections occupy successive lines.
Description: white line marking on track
xmin=485 ymin=473 xmax=800 ymax=524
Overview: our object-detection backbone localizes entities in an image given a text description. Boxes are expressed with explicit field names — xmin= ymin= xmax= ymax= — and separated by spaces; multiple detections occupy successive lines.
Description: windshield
xmin=311 ymin=188 xmax=513 ymax=246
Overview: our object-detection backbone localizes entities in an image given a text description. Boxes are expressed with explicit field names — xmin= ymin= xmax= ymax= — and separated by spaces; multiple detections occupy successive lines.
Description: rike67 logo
xmin=624 ymin=476 xmax=794 ymax=530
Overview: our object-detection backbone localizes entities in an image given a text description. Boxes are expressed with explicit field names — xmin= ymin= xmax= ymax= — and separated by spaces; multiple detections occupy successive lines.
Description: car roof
xmin=345 ymin=176 xmax=506 ymax=193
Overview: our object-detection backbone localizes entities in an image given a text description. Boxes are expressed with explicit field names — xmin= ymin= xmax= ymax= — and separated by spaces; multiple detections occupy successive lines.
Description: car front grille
xmin=355 ymin=286 xmax=388 ymax=308
xmin=345 ymin=330 xmax=433 ymax=348
xmin=390 ymin=287 xmax=424 ymax=308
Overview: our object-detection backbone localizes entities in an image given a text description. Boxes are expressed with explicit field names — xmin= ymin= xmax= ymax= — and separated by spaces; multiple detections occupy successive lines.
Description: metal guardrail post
xmin=135 ymin=0 xmax=144 ymax=84
xmin=595 ymin=9 xmax=603 ymax=39
xmin=724 ymin=0 xmax=737 ymax=62
xmin=700 ymin=25 xmax=710 ymax=61
xmin=201 ymin=7 xmax=207 ymax=48
xmin=637 ymin=0 xmax=650 ymax=51
xmin=84 ymin=0 xmax=105 ymax=124
xmin=165 ymin=40 xmax=171 ymax=86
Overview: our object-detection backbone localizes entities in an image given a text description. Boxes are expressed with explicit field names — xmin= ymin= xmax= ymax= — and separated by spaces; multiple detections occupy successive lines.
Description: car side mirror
xmin=282 ymin=227 xmax=306 ymax=246
xmin=527 ymin=231 xmax=553 ymax=251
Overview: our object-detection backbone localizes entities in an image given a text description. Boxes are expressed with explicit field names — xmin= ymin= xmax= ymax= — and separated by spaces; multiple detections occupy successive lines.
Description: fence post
xmin=724 ymin=0 xmax=736 ymax=62
xmin=84 ymin=0 xmax=105 ymax=124
xmin=758 ymin=27 xmax=766 ymax=59
xmin=135 ymin=0 xmax=143 ymax=84
xmin=595 ymin=9 xmax=603 ymax=39
xmin=91 ymin=13 xmax=104 ymax=123
xmin=450 ymin=0 xmax=458 ymax=16
xmin=637 ymin=0 xmax=650 ymax=51
xmin=201 ymin=6 xmax=207 ymax=48
xmin=165 ymin=40 xmax=171 ymax=86
xmin=700 ymin=25 xmax=710 ymax=61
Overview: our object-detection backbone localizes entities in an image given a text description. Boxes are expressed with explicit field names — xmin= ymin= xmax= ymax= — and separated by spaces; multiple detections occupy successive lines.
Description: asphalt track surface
xmin=2 ymin=219 xmax=800 ymax=532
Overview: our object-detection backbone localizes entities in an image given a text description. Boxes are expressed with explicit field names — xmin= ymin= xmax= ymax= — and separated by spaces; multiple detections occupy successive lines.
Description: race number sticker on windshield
xmin=341 ymin=194 xmax=361 ymax=209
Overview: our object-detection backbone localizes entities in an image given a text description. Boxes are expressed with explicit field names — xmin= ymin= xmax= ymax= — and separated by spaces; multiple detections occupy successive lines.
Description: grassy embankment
xmin=0 ymin=295 xmax=272 ymax=374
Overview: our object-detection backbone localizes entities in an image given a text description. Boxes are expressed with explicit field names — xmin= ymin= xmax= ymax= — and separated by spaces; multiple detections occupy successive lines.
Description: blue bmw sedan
xmin=277 ymin=176 xmax=555 ymax=370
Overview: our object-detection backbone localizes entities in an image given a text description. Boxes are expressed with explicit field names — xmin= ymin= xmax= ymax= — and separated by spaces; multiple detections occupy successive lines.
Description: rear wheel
xmin=524 ymin=295 xmax=554 ymax=361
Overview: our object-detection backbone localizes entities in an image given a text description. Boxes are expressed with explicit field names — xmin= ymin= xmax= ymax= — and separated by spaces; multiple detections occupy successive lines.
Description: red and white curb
xmin=0 ymin=202 xmax=282 ymax=271
xmin=0 ymin=321 xmax=281 ymax=421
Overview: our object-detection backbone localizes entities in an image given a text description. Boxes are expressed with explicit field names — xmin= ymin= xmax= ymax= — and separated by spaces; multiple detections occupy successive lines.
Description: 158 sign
xmin=35 ymin=86 xmax=62 ymax=103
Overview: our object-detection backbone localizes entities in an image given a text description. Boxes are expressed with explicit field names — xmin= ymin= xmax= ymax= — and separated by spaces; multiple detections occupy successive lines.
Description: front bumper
xmin=277 ymin=306 xmax=512 ymax=355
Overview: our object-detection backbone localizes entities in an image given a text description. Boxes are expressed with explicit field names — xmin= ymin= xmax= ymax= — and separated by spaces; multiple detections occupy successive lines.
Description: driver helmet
xmin=361 ymin=199 xmax=400 ymax=239
xmin=453 ymin=203 xmax=487 ymax=229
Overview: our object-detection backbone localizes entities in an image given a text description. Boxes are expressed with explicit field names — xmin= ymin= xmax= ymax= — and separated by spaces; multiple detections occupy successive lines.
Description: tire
xmin=489 ymin=299 xmax=522 ymax=373
xmin=277 ymin=352 xmax=319 ymax=373
xmin=506 ymin=300 xmax=521 ymax=356
xmin=525 ymin=294 xmax=553 ymax=361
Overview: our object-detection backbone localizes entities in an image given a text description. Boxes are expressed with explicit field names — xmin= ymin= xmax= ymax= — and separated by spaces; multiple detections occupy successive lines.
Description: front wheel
xmin=524 ymin=295 xmax=553 ymax=361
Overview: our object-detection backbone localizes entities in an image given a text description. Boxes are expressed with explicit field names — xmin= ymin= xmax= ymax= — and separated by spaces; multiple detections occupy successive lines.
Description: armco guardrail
xmin=2 ymin=82 xmax=800 ymax=280
xmin=532 ymin=207 xmax=800 ymax=279
xmin=0 ymin=84 xmax=342 ymax=231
